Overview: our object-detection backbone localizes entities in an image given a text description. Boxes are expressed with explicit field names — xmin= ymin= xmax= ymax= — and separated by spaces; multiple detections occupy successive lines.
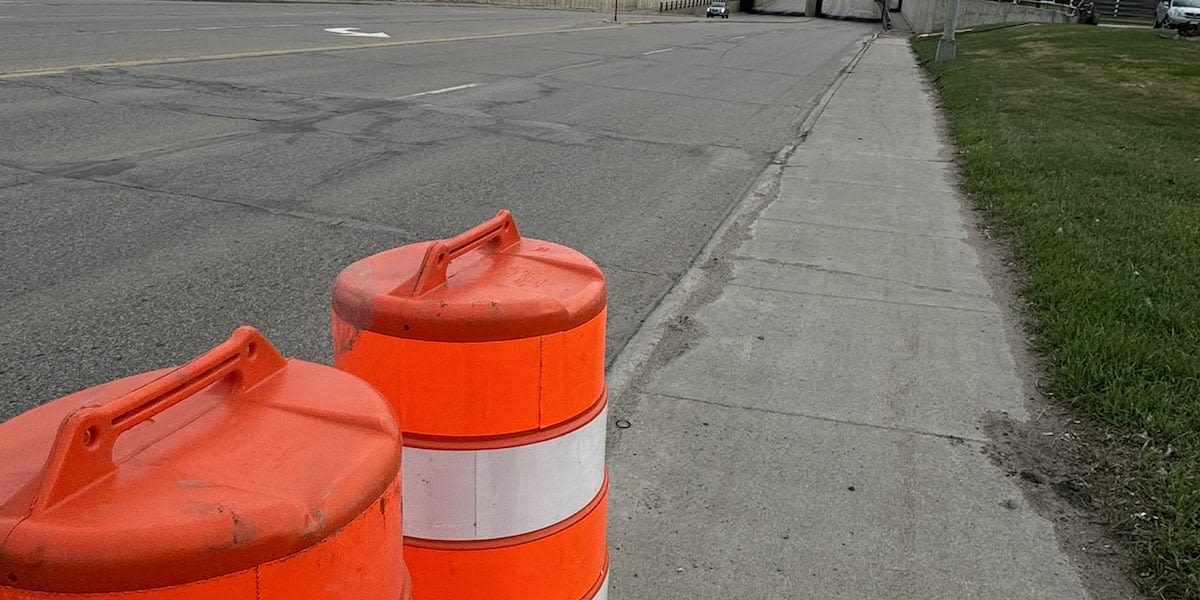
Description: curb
xmin=604 ymin=31 xmax=878 ymax=405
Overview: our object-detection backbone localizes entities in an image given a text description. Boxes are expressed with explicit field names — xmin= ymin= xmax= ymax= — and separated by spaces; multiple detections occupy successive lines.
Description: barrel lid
xmin=0 ymin=327 xmax=401 ymax=593
xmin=332 ymin=211 xmax=606 ymax=342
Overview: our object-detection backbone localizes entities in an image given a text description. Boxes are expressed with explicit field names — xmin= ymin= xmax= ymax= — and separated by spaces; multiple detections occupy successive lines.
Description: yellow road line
xmin=0 ymin=23 xmax=623 ymax=79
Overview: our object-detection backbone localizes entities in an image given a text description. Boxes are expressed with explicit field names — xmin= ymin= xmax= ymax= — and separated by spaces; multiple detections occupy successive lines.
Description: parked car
xmin=706 ymin=1 xmax=730 ymax=17
xmin=1162 ymin=0 xmax=1200 ymax=29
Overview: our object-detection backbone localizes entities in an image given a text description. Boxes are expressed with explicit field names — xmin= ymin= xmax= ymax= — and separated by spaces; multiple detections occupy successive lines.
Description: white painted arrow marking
xmin=324 ymin=27 xmax=390 ymax=38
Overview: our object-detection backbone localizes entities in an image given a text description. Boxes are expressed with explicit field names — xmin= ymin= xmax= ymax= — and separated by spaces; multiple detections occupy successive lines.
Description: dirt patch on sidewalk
xmin=928 ymin=57 xmax=1146 ymax=596
xmin=982 ymin=409 xmax=1145 ymax=600
xmin=957 ymin=155 xmax=1146 ymax=600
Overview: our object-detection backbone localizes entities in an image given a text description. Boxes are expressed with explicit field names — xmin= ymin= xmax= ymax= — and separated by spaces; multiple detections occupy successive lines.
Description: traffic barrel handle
xmin=31 ymin=326 xmax=287 ymax=512
xmin=406 ymin=210 xmax=522 ymax=297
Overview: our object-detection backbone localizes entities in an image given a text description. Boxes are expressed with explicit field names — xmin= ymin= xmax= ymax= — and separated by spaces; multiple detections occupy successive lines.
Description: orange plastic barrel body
xmin=0 ymin=327 xmax=411 ymax=600
xmin=332 ymin=210 xmax=609 ymax=600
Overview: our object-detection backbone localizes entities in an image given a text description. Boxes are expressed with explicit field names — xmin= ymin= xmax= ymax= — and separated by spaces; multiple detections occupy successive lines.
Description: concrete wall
xmin=401 ymin=0 xmax=734 ymax=12
xmin=402 ymin=0 xmax=645 ymax=12
xmin=654 ymin=0 xmax=720 ymax=14
xmin=822 ymin=0 xmax=883 ymax=19
xmin=902 ymin=0 xmax=1071 ymax=33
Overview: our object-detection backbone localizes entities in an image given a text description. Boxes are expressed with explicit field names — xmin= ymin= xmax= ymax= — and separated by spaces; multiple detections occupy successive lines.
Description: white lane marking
xmin=641 ymin=47 xmax=673 ymax=55
xmin=392 ymin=83 xmax=481 ymax=100
xmin=0 ymin=23 xmax=303 ymax=36
xmin=324 ymin=26 xmax=389 ymax=38
xmin=729 ymin=35 xmax=745 ymax=40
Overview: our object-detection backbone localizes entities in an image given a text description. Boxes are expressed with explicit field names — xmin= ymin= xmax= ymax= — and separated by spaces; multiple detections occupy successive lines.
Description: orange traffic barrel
xmin=332 ymin=210 xmax=609 ymax=600
xmin=0 ymin=327 xmax=411 ymax=600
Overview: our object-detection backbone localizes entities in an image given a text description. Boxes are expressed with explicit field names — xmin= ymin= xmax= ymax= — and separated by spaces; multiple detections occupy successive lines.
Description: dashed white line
xmin=729 ymin=35 xmax=745 ymax=40
xmin=0 ymin=23 xmax=305 ymax=37
xmin=393 ymin=83 xmax=482 ymax=100
xmin=641 ymin=48 xmax=674 ymax=55
xmin=1 ymin=24 xmax=623 ymax=79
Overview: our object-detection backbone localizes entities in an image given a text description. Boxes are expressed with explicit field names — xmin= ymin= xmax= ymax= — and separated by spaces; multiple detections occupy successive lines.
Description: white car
xmin=706 ymin=1 xmax=730 ymax=17
xmin=1162 ymin=0 xmax=1200 ymax=29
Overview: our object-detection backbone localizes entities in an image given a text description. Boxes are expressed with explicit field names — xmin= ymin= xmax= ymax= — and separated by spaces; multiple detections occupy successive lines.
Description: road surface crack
xmin=596 ymin=263 xmax=673 ymax=279
xmin=2 ymin=79 xmax=100 ymax=105
xmin=0 ymin=160 xmax=417 ymax=237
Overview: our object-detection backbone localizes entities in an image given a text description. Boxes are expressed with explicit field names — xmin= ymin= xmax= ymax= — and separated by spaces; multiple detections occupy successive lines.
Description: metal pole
xmin=614 ymin=0 xmax=619 ymax=22
xmin=935 ymin=0 xmax=960 ymax=61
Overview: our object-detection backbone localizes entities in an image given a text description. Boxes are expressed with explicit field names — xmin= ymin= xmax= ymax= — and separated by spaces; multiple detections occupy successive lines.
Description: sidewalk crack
xmin=729 ymin=254 xmax=992 ymax=300
xmin=652 ymin=391 xmax=988 ymax=444
xmin=729 ymin=282 xmax=1001 ymax=314
xmin=757 ymin=216 xmax=966 ymax=241
xmin=780 ymin=173 xmax=955 ymax=194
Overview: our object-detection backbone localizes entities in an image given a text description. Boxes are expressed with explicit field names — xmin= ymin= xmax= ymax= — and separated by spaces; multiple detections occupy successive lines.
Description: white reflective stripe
xmin=403 ymin=405 xmax=607 ymax=541
xmin=593 ymin=572 xmax=610 ymax=600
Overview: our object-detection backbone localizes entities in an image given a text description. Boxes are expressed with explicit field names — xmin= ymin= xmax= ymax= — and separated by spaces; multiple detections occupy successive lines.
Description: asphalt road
xmin=0 ymin=0 xmax=871 ymax=420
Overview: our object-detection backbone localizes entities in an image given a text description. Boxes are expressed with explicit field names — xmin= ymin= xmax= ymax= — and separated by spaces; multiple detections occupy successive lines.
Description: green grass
xmin=913 ymin=25 xmax=1200 ymax=599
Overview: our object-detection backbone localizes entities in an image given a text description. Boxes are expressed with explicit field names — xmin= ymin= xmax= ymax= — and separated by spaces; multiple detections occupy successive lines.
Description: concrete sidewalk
xmin=605 ymin=35 xmax=1095 ymax=598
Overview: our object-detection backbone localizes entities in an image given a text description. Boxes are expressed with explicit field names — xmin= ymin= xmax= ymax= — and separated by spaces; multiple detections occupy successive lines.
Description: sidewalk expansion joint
xmin=729 ymin=254 xmax=993 ymax=300
xmin=757 ymin=216 xmax=967 ymax=241
xmin=779 ymin=174 xmax=956 ymax=195
xmin=651 ymin=391 xmax=989 ymax=444
xmin=729 ymin=282 xmax=1002 ymax=315
xmin=792 ymin=150 xmax=948 ymax=164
